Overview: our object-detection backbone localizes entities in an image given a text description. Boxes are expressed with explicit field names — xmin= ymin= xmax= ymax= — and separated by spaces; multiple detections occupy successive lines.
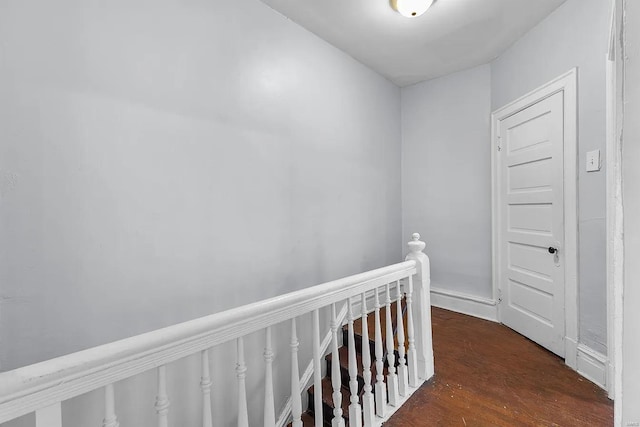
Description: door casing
xmin=491 ymin=69 xmax=579 ymax=369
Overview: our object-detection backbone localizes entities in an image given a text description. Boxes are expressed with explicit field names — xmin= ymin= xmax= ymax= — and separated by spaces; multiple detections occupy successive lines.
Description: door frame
xmin=606 ymin=0 xmax=623 ymax=407
xmin=491 ymin=68 xmax=579 ymax=369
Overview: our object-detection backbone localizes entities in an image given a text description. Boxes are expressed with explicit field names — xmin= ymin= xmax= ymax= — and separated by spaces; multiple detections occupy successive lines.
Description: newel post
xmin=405 ymin=233 xmax=435 ymax=380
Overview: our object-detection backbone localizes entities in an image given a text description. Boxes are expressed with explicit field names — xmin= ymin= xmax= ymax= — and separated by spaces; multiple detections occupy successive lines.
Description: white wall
xmin=0 ymin=0 xmax=402 ymax=424
xmin=0 ymin=0 xmax=402 ymax=371
xmin=491 ymin=0 xmax=611 ymax=354
xmin=622 ymin=0 xmax=640 ymax=423
xmin=401 ymin=64 xmax=492 ymax=298
xmin=402 ymin=0 xmax=610 ymax=355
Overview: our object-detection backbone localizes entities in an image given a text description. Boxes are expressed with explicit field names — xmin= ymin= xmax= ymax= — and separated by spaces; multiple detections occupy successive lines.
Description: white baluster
xmin=264 ymin=327 xmax=276 ymax=427
xmin=386 ymin=283 xmax=400 ymax=406
xmin=36 ymin=402 xmax=62 ymax=427
xmin=374 ymin=287 xmax=387 ymax=417
xmin=396 ymin=281 xmax=409 ymax=396
xmin=312 ymin=309 xmax=324 ymax=427
xmin=291 ymin=319 xmax=303 ymax=427
xmin=330 ymin=303 xmax=345 ymax=427
xmin=406 ymin=275 xmax=419 ymax=387
xmin=103 ymin=384 xmax=120 ymax=427
xmin=360 ymin=293 xmax=375 ymax=426
xmin=155 ymin=366 xmax=170 ymax=427
xmin=405 ymin=232 xmax=434 ymax=380
xmin=236 ymin=337 xmax=249 ymax=427
xmin=201 ymin=350 xmax=213 ymax=427
xmin=347 ymin=298 xmax=363 ymax=427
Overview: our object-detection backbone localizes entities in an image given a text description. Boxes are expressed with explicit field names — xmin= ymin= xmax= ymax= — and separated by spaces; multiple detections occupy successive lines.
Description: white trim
xmin=605 ymin=52 xmax=615 ymax=399
xmin=577 ymin=344 xmax=608 ymax=390
xmin=606 ymin=0 xmax=624 ymax=405
xmin=565 ymin=337 xmax=578 ymax=370
xmin=491 ymin=69 xmax=579 ymax=369
xmin=430 ymin=286 xmax=498 ymax=322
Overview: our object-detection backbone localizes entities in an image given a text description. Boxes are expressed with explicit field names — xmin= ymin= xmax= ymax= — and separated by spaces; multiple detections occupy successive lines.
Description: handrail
xmin=0 ymin=260 xmax=417 ymax=423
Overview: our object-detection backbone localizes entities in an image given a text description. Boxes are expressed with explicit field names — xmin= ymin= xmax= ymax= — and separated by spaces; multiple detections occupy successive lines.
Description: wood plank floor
xmin=385 ymin=308 xmax=613 ymax=426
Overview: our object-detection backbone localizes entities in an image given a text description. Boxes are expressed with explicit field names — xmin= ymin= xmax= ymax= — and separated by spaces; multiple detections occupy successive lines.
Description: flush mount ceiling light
xmin=390 ymin=0 xmax=434 ymax=18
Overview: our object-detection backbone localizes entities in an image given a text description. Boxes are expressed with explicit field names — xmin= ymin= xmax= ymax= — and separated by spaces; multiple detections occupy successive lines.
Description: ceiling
xmin=260 ymin=0 xmax=567 ymax=87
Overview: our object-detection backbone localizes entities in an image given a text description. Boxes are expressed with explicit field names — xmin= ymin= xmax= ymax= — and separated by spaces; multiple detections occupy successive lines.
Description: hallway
xmin=386 ymin=308 xmax=613 ymax=426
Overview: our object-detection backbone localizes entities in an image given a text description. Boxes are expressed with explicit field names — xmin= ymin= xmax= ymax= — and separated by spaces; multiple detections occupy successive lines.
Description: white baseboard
xmin=430 ymin=286 xmax=498 ymax=322
xmin=576 ymin=344 xmax=608 ymax=390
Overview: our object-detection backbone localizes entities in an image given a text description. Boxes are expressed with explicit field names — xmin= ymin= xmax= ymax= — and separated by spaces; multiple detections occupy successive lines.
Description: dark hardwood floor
xmin=385 ymin=307 xmax=613 ymax=426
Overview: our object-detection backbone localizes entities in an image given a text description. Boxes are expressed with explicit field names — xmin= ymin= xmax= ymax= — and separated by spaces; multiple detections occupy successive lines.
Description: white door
xmin=497 ymin=91 xmax=565 ymax=357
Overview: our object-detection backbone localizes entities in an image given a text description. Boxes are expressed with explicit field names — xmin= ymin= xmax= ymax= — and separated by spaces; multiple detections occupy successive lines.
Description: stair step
xmin=308 ymin=377 xmax=350 ymax=424
xmin=325 ymin=346 xmax=390 ymax=392
xmin=300 ymin=412 xmax=316 ymax=426
xmin=342 ymin=297 xmax=407 ymax=357
xmin=295 ymin=301 xmax=408 ymax=425
xmin=286 ymin=411 xmax=320 ymax=427
xmin=343 ymin=327 xmax=376 ymax=358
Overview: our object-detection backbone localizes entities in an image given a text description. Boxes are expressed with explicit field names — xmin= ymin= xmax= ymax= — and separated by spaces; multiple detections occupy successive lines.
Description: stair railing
xmin=0 ymin=233 xmax=432 ymax=427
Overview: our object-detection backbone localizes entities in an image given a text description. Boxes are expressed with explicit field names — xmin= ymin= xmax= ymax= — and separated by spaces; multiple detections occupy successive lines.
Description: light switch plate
xmin=586 ymin=149 xmax=601 ymax=172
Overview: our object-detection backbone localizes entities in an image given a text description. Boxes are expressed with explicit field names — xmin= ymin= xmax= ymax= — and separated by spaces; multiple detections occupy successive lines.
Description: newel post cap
xmin=408 ymin=233 xmax=426 ymax=254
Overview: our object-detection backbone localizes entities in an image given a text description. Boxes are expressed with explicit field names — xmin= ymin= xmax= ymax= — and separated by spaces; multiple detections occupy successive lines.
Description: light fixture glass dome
xmin=391 ymin=0 xmax=434 ymax=18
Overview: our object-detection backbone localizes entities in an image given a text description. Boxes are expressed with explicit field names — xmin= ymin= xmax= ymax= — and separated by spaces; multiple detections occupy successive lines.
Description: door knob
xmin=548 ymin=247 xmax=558 ymax=254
